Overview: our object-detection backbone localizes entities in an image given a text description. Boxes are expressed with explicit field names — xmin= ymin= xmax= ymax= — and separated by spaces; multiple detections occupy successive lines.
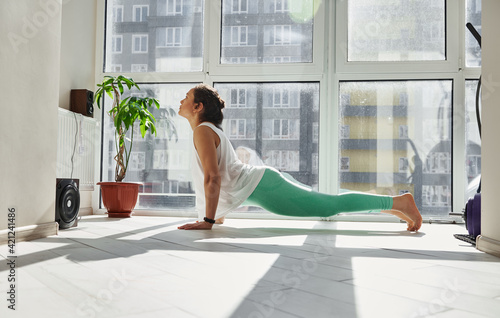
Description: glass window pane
xmin=102 ymin=83 xmax=197 ymax=210
xmin=465 ymin=80 xmax=481 ymax=192
xmin=105 ymin=0 xmax=204 ymax=73
xmin=215 ymin=82 xmax=320 ymax=192
xmin=347 ymin=0 xmax=445 ymax=61
xmin=339 ymin=80 xmax=453 ymax=217
xmin=466 ymin=0 xmax=482 ymax=67
xmin=221 ymin=0 xmax=314 ymax=64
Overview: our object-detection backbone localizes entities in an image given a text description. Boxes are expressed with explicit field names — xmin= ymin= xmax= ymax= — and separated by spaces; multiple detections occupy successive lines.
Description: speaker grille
xmin=56 ymin=179 xmax=80 ymax=229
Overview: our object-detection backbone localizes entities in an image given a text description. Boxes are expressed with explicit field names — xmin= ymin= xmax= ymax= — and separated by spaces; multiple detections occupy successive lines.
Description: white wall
xmin=477 ymin=0 xmax=500 ymax=256
xmin=59 ymin=0 xmax=97 ymax=109
xmin=59 ymin=0 xmax=97 ymax=214
xmin=0 ymin=1 xmax=62 ymax=230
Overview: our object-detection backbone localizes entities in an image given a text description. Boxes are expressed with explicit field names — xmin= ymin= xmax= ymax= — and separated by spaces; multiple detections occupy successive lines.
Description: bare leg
xmin=382 ymin=193 xmax=422 ymax=231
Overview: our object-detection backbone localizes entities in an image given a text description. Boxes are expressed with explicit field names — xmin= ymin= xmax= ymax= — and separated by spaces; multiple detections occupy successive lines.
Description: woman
xmin=177 ymin=84 xmax=422 ymax=231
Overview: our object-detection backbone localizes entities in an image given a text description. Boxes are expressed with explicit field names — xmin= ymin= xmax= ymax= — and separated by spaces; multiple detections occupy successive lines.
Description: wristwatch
xmin=203 ymin=217 xmax=216 ymax=224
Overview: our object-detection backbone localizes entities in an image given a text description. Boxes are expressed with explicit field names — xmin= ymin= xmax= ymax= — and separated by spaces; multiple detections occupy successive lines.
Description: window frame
xmin=331 ymin=0 xmax=481 ymax=218
xmin=208 ymin=0 xmax=326 ymax=77
xmin=94 ymin=0 xmax=480 ymax=219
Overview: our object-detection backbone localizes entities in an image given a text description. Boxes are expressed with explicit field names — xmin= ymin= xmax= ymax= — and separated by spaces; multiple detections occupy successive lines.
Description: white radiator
xmin=57 ymin=108 xmax=97 ymax=190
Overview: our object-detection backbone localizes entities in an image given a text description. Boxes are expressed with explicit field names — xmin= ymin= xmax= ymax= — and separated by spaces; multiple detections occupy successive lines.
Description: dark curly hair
xmin=193 ymin=84 xmax=225 ymax=129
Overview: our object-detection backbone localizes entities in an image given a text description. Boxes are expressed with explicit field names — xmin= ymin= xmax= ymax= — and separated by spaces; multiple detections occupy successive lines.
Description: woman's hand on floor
xmin=178 ymin=221 xmax=213 ymax=230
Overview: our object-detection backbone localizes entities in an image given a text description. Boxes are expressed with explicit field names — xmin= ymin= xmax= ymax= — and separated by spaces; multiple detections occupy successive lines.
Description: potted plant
xmin=95 ymin=75 xmax=164 ymax=217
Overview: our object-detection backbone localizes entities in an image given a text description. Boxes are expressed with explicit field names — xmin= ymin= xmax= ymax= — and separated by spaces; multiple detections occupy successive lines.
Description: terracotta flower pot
xmin=97 ymin=182 xmax=140 ymax=218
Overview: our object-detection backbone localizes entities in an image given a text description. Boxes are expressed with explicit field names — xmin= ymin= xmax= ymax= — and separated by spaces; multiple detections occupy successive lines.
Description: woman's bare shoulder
xmin=194 ymin=124 xmax=220 ymax=147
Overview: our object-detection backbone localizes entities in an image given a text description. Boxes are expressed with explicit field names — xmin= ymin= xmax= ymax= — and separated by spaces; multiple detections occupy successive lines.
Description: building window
xmin=313 ymin=123 xmax=319 ymax=143
xmin=232 ymin=0 xmax=248 ymax=13
xmin=228 ymin=119 xmax=249 ymax=139
xmin=131 ymin=64 xmax=148 ymax=72
xmin=153 ymin=149 xmax=188 ymax=170
xmin=272 ymin=25 xmax=291 ymax=45
xmin=399 ymin=125 xmax=409 ymax=139
xmin=422 ymin=185 xmax=451 ymax=207
xmin=467 ymin=155 xmax=481 ymax=179
xmin=229 ymin=89 xmax=247 ymax=107
xmin=312 ymin=153 xmax=319 ymax=173
xmin=265 ymin=151 xmax=299 ymax=171
xmin=157 ymin=27 xmax=183 ymax=47
xmin=273 ymin=0 xmax=289 ymax=13
xmin=272 ymin=88 xmax=290 ymax=108
xmin=231 ymin=26 xmax=249 ymax=46
xmin=263 ymin=119 xmax=299 ymax=140
xmin=133 ymin=5 xmax=149 ymax=22
xmin=109 ymin=64 xmax=122 ymax=72
xmin=112 ymin=6 xmax=123 ymax=22
xmin=132 ymin=35 xmax=148 ymax=53
xmin=425 ymin=152 xmax=451 ymax=174
xmin=399 ymin=157 xmax=409 ymax=172
xmin=270 ymin=56 xmax=291 ymax=63
xmin=340 ymin=125 xmax=350 ymax=139
xmin=340 ymin=157 xmax=350 ymax=172
xmin=112 ymin=35 xmax=122 ymax=53
xmin=165 ymin=0 xmax=183 ymax=16
xmin=230 ymin=57 xmax=248 ymax=64
xmin=129 ymin=152 xmax=146 ymax=171
xmin=167 ymin=28 xmax=182 ymax=47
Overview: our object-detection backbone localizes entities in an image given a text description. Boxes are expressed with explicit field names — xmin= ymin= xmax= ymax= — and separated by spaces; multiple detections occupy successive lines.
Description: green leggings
xmin=242 ymin=167 xmax=393 ymax=217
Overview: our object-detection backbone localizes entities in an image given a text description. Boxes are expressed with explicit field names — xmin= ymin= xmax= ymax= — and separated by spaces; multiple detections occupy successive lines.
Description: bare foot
xmin=215 ymin=216 xmax=225 ymax=224
xmin=385 ymin=193 xmax=422 ymax=231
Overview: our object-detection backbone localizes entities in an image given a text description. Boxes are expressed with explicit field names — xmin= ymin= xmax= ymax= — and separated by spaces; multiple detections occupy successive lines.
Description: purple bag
xmin=465 ymin=193 xmax=481 ymax=238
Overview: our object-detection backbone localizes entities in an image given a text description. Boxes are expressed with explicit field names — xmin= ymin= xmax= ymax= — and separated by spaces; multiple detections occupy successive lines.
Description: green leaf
xmin=105 ymin=90 xmax=113 ymax=100
xmin=140 ymin=122 xmax=146 ymax=138
xmin=117 ymin=81 xmax=124 ymax=95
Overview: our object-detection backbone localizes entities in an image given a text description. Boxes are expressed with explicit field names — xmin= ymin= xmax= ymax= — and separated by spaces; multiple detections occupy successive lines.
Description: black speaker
xmin=70 ymin=89 xmax=94 ymax=117
xmin=56 ymin=179 xmax=80 ymax=229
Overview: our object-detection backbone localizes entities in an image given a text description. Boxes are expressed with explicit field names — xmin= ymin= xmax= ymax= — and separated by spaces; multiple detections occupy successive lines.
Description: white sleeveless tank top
xmin=191 ymin=122 xmax=266 ymax=220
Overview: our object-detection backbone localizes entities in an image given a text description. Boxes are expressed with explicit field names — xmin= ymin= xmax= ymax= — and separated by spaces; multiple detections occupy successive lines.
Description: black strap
xmin=203 ymin=217 xmax=215 ymax=224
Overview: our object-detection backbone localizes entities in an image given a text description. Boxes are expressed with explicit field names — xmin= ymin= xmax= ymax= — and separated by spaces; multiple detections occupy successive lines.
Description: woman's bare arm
xmin=178 ymin=126 xmax=221 ymax=230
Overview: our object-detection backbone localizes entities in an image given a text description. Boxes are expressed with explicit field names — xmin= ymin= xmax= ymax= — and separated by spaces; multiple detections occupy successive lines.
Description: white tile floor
xmin=1 ymin=215 xmax=500 ymax=318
